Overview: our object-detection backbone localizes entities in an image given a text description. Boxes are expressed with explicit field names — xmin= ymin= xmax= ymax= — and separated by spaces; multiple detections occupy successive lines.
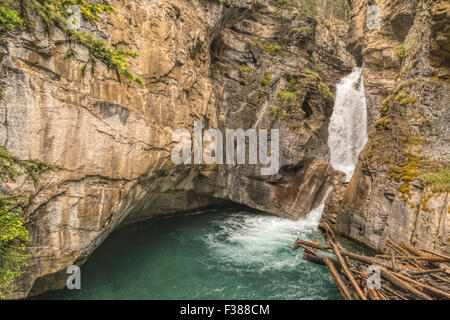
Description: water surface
xmin=38 ymin=206 xmax=347 ymax=300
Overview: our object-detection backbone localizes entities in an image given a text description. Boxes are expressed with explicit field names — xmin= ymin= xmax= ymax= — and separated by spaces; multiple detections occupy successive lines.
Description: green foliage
xmin=274 ymin=0 xmax=296 ymax=11
xmin=395 ymin=90 xmax=408 ymax=102
xmin=303 ymin=68 xmax=334 ymax=98
xmin=0 ymin=0 xmax=142 ymax=85
xmin=0 ymin=146 xmax=57 ymax=182
xmin=394 ymin=88 xmax=416 ymax=107
xmin=273 ymin=0 xmax=349 ymax=21
xmin=277 ymin=77 xmax=298 ymax=104
xmin=299 ymin=0 xmax=317 ymax=18
xmin=290 ymin=25 xmax=312 ymax=35
xmin=248 ymin=40 xmax=282 ymax=56
xmin=277 ymin=90 xmax=297 ymax=104
xmin=235 ymin=65 xmax=253 ymax=73
xmin=262 ymin=43 xmax=281 ymax=56
xmin=0 ymin=86 xmax=7 ymax=99
xmin=69 ymin=31 xmax=143 ymax=84
xmin=0 ymin=197 xmax=30 ymax=299
xmin=261 ymin=72 xmax=272 ymax=87
xmin=389 ymin=149 xmax=422 ymax=200
xmin=0 ymin=0 xmax=23 ymax=31
xmin=272 ymin=76 xmax=306 ymax=127
xmin=375 ymin=117 xmax=392 ymax=129
xmin=0 ymin=146 xmax=57 ymax=298
xmin=420 ymin=167 xmax=450 ymax=193
xmin=270 ymin=106 xmax=281 ymax=121
xmin=394 ymin=44 xmax=408 ymax=59
xmin=381 ymin=94 xmax=392 ymax=116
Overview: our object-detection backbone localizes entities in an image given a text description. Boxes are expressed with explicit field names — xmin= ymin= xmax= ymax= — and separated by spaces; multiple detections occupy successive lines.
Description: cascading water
xmin=328 ymin=68 xmax=368 ymax=182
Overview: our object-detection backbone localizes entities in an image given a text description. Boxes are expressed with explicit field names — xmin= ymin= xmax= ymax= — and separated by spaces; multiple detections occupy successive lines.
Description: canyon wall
xmin=324 ymin=0 xmax=449 ymax=255
xmin=0 ymin=0 xmax=352 ymax=298
xmin=2 ymin=0 xmax=448 ymax=299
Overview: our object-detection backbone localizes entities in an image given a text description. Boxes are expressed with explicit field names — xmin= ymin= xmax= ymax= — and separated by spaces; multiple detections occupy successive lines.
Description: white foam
xmin=204 ymin=205 xmax=325 ymax=271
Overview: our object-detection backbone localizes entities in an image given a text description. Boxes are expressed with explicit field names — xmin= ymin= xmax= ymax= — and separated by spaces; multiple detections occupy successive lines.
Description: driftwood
xmin=292 ymin=223 xmax=450 ymax=300
xmin=331 ymin=242 xmax=367 ymax=300
xmin=324 ymin=257 xmax=353 ymax=300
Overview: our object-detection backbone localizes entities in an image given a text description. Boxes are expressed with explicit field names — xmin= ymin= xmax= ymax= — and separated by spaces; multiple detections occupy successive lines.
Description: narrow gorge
xmin=0 ymin=0 xmax=448 ymax=300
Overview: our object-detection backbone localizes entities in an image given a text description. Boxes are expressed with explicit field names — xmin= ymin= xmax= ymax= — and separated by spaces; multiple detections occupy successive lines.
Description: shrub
xmin=0 ymin=146 xmax=57 ymax=298
xmin=0 ymin=0 xmax=142 ymax=85
xmin=261 ymin=72 xmax=272 ymax=87
xmin=420 ymin=168 xmax=450 ymax=193
xmin=394 ymin=44 xmax=408 ymax=59
xmin=290 ymin=25 xmax=312 ymax=35
xmin=235 ymin=65 xmax=253 ymax=73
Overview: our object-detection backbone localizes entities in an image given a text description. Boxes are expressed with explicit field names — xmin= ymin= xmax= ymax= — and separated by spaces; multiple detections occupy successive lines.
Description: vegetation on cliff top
xmin=0 ymin=146 xmax=56 ymax=298
xmin=274 ymin=0 xmax=349 ymax=21
xmin=0 ymin=0 xmax=143 ymax=85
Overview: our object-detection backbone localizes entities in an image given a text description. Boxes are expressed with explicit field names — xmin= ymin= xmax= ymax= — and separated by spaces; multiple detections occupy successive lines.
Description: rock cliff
xmin=324 ymin=0 xmax=449 ymax=255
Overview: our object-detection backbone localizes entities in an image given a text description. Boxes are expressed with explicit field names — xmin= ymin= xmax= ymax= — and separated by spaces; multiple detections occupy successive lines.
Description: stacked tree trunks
xmin=292 ymin=223 xmax=450 ymax=300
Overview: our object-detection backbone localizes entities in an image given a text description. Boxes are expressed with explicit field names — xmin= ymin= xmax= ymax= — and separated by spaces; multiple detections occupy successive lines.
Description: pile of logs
xmin=292 ymin=222 xmax=450 ymax=300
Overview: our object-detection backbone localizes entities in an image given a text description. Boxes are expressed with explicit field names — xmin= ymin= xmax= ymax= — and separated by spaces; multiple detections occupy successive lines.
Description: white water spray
xmin=205 ymin=205 xmax=325 ymax=271
xmin=328 ymin=68 xmax=368 ymax=182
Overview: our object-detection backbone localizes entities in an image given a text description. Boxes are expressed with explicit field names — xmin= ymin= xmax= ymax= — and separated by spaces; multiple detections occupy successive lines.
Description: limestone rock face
xmin=324 ymin=0 xmax=449 ymax=255
xmin=0 ymin=0 xmax=352 ymax=298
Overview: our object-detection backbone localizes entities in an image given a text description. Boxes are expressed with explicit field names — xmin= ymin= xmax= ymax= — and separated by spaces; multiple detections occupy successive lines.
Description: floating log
xmin=319 ymin=222 xmax=337 ymax=243
xmin=422 ymin=249 xmax=450 ymax=261
xmin=392 ymin=272 xmax=450 ymax=300
xmin=293 ymin=235 xmax=449 ymax=300
xmin=331 ymin=242 xmax=367 ymax=300
xmin=378 ymin=266 xmax=432 ymax=300
xmin=410 ymin=269 xmax=443 ymax=276
xmin=324 ymin=257 xmax=353 ymax=300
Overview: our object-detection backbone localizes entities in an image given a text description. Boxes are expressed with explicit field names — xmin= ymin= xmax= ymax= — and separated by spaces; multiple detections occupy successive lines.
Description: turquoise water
xmin=37 ymin=206 xmax=345 ymax=300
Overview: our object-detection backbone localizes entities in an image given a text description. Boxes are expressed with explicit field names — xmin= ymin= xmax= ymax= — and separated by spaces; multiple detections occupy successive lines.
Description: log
xmin=382 ymin=285 xmax=409 ymax=300
xmin=386 ymin=242 xmax=406 ymax=256
xmin=340 ymin=249 xmax=419 ymax=273
xmin=377 ymin=290 xmax=390 ymax=300
xmin=294 ymin=236 xmax=449 ymax=300
xmin=375 ymin=255 xmax=449 ymax=263
xmin=430 ymin=274 xmax=450 ymax=285
xmin=391 ymin=252 xmax=398 ymax=273
xmin=401 ymin=243 xmax=431 ymax=258
xmin=379 ymin=266 xmax=432 ymax=300
xmin=300 ymin=244 xmax=342 ymax=270
xmin=332 ymin=242 xmax=367 ymax=300
xmin=386 ymin=240 xmax=422 ymax=269
xmin=324 ymin=257 xmax=353 ymax=300
xmin=319 ymin=222 xmax=337 ymax=242
xmin=393 ymin=272 xmax=450 ymax=299
xmin=386 ymin=239 xmax=410 ymax=256
xmin=296 ymin=239 xmax=419 ymax=273
xmin=368 ymin=288 xmax=381 ymax=300
xmin=422 ymin=249 xmax=450 ymax=261
xmin=293 ymin=239 xmax=331 ymax=252
xmin=410 ymin=269 xmax=443 ymax=276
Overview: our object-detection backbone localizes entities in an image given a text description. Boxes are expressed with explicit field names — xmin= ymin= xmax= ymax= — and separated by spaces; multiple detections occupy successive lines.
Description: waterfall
xmin=328 ymin=68 xmax=368 ymax=182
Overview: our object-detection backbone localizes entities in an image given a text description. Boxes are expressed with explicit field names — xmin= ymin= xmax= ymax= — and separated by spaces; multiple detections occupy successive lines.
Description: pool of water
xmin=37 ymin=206 xmax=347 ymax=300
